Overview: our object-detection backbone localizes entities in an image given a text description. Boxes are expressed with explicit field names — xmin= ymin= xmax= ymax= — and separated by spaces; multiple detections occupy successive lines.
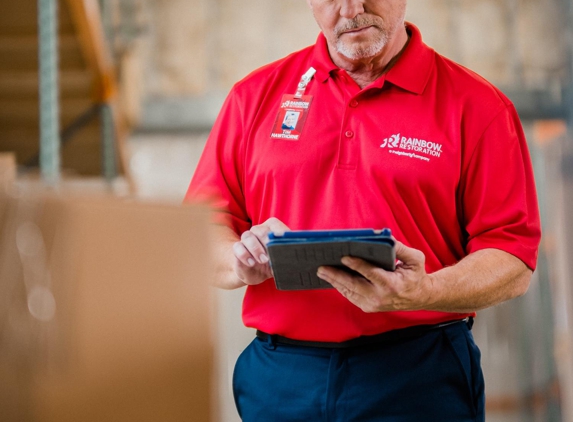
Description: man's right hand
xmin=233 ymin=217 xmax=290 ymax=286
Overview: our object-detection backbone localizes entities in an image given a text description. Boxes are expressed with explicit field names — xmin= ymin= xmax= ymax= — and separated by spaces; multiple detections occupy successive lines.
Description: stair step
xmin=0 ymin=127 xmax=41 ymax=165
xmin=0 ymin=118 xmax=104 ymax=176
xmin=0 ymin=70 xmax=94 ymax=99
xmin=62 ymin=119 xmax=105 ymax=175
xmin=0 ymin=34 xmax=86 ymax=72
xmin=0 ymin=98 xmax=95 ymax=126
xmin=0 ymin=0 xmax=76 ymax=38
xmin=0 ymin=34 xmax=77 ymax=52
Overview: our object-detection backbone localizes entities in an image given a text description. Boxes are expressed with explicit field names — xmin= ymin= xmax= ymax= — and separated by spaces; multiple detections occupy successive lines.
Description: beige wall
xmin=408 ymin=0 xmax=566 ymax=89
xmin=141 ymin=0 xmax=318 ymax=97
xmin=138 ymin=0 xmax=567 ymax=100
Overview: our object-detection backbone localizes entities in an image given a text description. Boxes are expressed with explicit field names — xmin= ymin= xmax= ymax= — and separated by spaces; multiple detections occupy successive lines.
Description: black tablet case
xmin=266 ymin=229 xmax=395 ymax=291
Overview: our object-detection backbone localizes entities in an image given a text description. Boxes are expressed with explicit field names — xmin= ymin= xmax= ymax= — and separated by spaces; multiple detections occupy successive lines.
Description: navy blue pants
xmin=233 ymin=320 xmax=484 ymax=421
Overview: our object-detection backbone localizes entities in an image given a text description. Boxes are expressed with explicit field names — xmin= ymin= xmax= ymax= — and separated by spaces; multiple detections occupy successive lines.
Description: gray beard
xmin=335 ymin=33 xmax=388 ymax=60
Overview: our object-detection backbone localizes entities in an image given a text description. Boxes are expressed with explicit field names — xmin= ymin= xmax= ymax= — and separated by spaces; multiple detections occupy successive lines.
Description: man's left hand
xmin=317 ymin=240 xmax=434 ymax=313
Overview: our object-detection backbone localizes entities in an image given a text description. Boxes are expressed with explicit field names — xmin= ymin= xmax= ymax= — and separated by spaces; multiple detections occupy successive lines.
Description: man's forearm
xmin=426 ymin=248 xmax=532 ymax=313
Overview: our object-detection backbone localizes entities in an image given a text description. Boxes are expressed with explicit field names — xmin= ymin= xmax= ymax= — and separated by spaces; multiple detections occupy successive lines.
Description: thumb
xmin=394 ymin=240 xmax=425 ymax=267
xmin=266 ymin=218 xmax=291 ymax=237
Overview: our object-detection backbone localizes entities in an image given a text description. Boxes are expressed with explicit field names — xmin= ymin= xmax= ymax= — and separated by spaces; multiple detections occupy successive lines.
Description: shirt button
xmin=349 ymin=100 xmax=358 ymax=108
xmin=345 ymin=131 xmax=354 ymax=138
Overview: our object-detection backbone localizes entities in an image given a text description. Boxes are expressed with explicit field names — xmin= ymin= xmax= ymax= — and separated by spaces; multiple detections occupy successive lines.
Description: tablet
xmin=266 ymin=229 xmax=395 ymax=291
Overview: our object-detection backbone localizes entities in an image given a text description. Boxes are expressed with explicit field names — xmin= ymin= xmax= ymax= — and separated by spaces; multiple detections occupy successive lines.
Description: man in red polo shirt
xmin=186 ymin=0 xmax=541 ymax=420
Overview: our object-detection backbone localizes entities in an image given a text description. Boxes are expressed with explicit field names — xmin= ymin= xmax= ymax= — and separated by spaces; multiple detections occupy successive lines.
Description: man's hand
xmin=317 ymin=240 xmax=433 ymax=313
xmin=233 ymin=217 xmax=290 ymax=286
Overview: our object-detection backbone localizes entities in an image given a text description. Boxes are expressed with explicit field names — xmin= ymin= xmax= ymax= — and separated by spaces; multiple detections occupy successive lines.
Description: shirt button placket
xmin=338 ymin=99 xmax=358 ymax=170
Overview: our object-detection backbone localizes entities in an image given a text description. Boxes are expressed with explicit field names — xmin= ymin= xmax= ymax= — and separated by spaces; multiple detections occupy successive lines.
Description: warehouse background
xmin=1 ymin=0 xmax=573 ymax=421
xmin=127 ymin=2 xmax=571 ymax=421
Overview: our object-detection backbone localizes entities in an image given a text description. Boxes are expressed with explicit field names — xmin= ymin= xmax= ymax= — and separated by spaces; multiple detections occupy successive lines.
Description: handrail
xmin=63 ymin=0 xmax=135 ymax=190
xmin=64 ymin=0 xmax=117 ymax=102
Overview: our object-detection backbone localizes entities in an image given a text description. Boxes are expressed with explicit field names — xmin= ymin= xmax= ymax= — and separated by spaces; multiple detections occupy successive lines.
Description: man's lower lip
xmin=343 ymin=26 xmax=373 ymax=34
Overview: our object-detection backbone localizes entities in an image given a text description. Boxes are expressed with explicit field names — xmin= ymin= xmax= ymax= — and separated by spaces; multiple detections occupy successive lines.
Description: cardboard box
xmin=0 ymin=152 xmax=16 ymax=186
xmin=0 ymin=192 xmax=217 ymax=422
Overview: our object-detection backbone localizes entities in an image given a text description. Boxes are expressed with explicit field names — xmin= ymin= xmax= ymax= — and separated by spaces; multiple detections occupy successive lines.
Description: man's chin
xmin=336 ymin=41 xmax=386 ymax=61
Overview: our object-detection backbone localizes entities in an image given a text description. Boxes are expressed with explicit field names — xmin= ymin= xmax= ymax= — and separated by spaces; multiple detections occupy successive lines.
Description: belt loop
xmin=265 ymin=333 xmax=277 ymax=350
xmin=466 ymin=316 xmax=474 ymax=330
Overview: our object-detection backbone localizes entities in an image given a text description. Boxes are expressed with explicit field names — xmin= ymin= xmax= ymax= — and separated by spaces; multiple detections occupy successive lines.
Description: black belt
xmin=256 ymin=317 xmax=472 ymax=349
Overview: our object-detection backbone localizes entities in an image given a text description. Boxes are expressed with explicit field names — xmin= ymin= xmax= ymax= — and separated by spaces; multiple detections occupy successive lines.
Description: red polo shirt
xmin=186 ymin=23 xmax=541 ymax=342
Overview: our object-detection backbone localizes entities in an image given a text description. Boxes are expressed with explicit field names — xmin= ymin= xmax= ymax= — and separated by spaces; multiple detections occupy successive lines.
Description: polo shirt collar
xmin=310 ymin=33 xmax=339 ymax=83
xmin=310 ymin=22 xmax=434 ymax=94
xmin=385 ymin=23 xmax=434 ymax=95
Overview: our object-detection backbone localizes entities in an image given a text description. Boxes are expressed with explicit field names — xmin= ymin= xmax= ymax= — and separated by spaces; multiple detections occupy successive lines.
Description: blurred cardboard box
xmin=0 ymin=152 xmax=16 ymax=186
xmin=0 ymin=191 xmax=216 ymax=422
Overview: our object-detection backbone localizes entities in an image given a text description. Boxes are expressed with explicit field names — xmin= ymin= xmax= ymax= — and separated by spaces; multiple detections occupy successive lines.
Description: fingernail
xmin=260 ymin=254 xmax=269 ymax=263
xmin=247 ymin=258 xmax=256 ymax=267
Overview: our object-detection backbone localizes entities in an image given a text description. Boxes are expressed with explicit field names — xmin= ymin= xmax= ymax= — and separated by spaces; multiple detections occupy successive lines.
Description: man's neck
xmin=328 ymin=27 xmax=410 ymax=89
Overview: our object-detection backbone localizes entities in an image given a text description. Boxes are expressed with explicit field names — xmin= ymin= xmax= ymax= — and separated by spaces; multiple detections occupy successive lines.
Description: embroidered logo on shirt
xmin=380 ymin=133 xmax=443 ymax=162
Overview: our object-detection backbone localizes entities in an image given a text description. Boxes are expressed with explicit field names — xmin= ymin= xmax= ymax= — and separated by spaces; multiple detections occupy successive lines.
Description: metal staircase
xmin=0 ymin=0 xmax=132 ymax=183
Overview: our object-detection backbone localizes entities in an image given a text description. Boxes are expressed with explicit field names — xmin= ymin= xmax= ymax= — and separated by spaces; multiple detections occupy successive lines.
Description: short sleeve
xmin=184 ymin=89 xmax=251 ymax=235
xmin=460 ymin=104 xmax=541 ymax=270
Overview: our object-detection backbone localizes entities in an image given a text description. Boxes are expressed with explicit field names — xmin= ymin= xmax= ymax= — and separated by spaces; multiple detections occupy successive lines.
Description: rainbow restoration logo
xmin=380 ymin=133 xmax=443 ymax=162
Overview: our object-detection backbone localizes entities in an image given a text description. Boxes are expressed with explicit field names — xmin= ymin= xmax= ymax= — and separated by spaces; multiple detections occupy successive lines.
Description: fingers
xmin=249 ymin=224 xmax=272 ymax=246
xmin=317 ymin=266 xmax=365 ymax=301
xmin=240 ymin=230 xmax=269 ymax=264
xmin=249 ymin=217 xmax=290 ymax=241
xmin=316 ymin=239 xmax=431 ymax=313
xmin=341 ymin=256 xmax=385 ymax=282
xmin=233 ymin=255 xmax=272 ymax=285
xmin=233 ymin=241 xmax=257 ymax=267
xmin=317 ymin=266 xmax=382 ymax=313
xmin=240 ymin=217 xmax=291 ymax=262
xmin=231 ymin=217 xmax=290 ymax=286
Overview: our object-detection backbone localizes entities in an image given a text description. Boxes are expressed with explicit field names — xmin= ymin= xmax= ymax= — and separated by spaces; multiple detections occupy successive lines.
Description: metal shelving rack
xmin=37 ymin=0 xmax=60 ymax=185
xmin=37 ymin=0 xmax=122 ymax=186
